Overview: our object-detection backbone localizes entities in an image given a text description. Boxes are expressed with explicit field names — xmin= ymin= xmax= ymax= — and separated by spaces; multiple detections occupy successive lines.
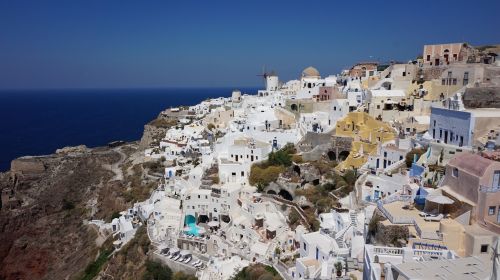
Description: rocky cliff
xmin=0 ymin=143 xmax=149 ymax=280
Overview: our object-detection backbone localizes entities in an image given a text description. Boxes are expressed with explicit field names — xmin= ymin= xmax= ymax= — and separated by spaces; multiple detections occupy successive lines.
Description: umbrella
xmin=426 ymin=195 xmax=453 ymax=213
xmin=207 ymin=221 xmax=220 ymax=227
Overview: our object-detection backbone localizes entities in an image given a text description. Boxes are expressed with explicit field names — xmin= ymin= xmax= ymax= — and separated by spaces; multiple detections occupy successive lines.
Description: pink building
xmin=423 ymin=43 xmax=470 ymax=67
xmin=441 ymin=153 xmax=500 ymax=234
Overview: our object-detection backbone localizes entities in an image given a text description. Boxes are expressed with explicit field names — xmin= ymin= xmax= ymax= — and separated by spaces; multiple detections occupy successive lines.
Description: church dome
xmin=302 ymin=66 xmax=320 ymax=78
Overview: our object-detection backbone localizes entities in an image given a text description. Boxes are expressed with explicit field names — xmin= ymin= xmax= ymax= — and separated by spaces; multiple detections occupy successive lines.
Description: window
xmin=426 ymin=55 xmax=430 ymax=61
xmin=452 ymin=168 xmax=458 ymax=178
xmin=452 ymin=78 xmax=457 ymax=85
xmin=447 ymin=71 xmax=452 ymax=78
xmin=489 ymin=206 xmax=496 ymax=215
xmin=481 ymin=244 xmax=489 ymax=253
xmin=463 ymin=72 xmax=469 ymax=86
xmin=241 ymin=171 xmax=244 ymax=177
xmin=442 ymin=79 xmax=446 ymax=85
xmin=303 ymin=242 xmax=307 ymax=251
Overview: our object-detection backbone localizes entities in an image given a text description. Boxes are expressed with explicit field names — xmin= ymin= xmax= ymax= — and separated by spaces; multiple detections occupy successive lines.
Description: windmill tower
xmin=257 ymin=66 xmax=278 ymax=92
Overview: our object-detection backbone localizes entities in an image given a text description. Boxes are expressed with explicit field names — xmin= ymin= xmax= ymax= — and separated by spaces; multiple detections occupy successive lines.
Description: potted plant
xmin=335 ymin=261 xmax=343 ymax=277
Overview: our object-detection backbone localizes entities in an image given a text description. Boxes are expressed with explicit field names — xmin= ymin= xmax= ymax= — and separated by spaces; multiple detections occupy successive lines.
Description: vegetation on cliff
xmin=249 ymin=144 xmax=296 ymax=188
xmin=232 ymin=263 xmax=282 ymax=280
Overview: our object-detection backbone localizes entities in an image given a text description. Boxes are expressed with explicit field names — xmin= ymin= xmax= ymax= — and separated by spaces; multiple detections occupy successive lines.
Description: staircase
xmin=349 ymin=211 xmax=358 ymax=227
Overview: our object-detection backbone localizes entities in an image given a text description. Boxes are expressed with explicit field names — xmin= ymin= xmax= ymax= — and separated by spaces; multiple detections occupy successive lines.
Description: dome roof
xmin=302 ymin=66 xmax=320 ymax=77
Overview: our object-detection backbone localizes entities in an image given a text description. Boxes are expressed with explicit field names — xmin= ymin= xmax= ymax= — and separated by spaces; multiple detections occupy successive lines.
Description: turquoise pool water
xmin=184 ymin=215 xmax=200 ymax=236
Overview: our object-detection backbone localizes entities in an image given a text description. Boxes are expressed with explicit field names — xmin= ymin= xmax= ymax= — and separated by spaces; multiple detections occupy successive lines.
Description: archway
xmin=278 ymin=189 xmax=293 ymax=201
xmin=338 ymin=151 xmax=350 ymax=161
xmin=293 ymin=165 xmax=301 ymax=176
xmin=327 ymin=151 xmax=337 ymax=161
xmin=381 ymin=81 xmax=392 ymax=90
xmin=267 ymin=190 xmax=277 ymax=195
xmin=221 ymin=215 xmax=231 ymax=223
xmin=291 ymin=104 xmax=298 ymax=111
xmin=198 ymin=215 xmax=209 ymax=224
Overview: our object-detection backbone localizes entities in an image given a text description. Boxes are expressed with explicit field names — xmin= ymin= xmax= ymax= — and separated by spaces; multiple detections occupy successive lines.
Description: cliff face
xmin=0 ymin=144 xmax=143 ymax=280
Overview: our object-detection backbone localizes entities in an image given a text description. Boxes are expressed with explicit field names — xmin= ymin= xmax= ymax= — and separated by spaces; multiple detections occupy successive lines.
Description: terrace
xmin=377 ymin=196 xmax=446 ymax=241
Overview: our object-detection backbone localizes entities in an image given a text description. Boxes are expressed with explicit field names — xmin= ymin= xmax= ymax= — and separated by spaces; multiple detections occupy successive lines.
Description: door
xmin=444 ymin=131 xmax=448 ymax=144
xmin=493 ymin=171 xmax=500 ymax=188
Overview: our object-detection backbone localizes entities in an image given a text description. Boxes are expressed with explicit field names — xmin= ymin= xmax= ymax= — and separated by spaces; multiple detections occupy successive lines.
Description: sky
xmin=0 ymin=0 xmax=499 ymax=89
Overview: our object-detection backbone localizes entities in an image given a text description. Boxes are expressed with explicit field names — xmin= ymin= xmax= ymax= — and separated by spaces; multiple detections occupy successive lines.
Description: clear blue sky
xmin=0 ymin=0 xmax=499 ymax=89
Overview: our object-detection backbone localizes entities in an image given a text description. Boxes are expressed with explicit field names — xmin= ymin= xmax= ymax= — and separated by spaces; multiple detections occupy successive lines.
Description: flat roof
xmin=394 ymin=255 xmax=491 ymax=280
xmin=371 ymin=89 xmax=406 ymax=97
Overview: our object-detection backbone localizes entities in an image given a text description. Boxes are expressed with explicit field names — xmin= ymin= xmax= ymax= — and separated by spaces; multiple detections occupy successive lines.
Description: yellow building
xmin=335 ymin=112 xmax=396 ymax=170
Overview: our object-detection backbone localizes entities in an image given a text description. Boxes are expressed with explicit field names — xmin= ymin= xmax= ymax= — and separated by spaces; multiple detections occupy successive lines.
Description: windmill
xmin=256 ymin=65 xmax=269 ymax=89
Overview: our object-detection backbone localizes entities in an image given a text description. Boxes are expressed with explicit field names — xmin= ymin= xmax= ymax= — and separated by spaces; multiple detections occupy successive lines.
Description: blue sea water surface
xmin=0 ymin=88 xmax=257 ymax=171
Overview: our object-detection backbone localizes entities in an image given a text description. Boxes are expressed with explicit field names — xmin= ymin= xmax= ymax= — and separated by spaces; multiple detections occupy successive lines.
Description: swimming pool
xmin=184 ymin=215 xmax=200 ymax=236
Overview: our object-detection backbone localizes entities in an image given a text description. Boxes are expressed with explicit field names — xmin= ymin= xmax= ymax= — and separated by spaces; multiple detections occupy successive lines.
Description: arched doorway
xmin=198 ymin=215 xmax=209 ymax=224
xmin=338 ymin=151 xmax=350 ymax=161
xmin=291 ymin=104 xmax=298 ymax=111
xmin=267 ymin=190 xmax=277 ymax=195
xmin=278 ymin=189 xmax=293 ymax=201
xmin=327 ymin=151 xmax=336 ymax=161
xmin=293 ymin=165 xmax=301 ymax=176
xmin=221 ymin=215 xmax=231 ymax=224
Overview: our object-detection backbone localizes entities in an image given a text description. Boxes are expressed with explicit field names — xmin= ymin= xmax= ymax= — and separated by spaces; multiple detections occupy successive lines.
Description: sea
xmin=0 ymin=87 xmax=258 ymax=172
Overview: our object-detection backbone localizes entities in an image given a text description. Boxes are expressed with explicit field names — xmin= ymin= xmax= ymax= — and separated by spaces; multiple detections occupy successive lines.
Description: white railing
xmin=372 ymin=246 xmax=404 ymax=256
xmin=378 ymin=199 xmax=443 ymax=240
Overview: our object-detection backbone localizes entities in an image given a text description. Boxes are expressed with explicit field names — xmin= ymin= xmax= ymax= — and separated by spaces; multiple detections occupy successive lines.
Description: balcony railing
xmin=479 ymin=185 xmax=500 ymax=193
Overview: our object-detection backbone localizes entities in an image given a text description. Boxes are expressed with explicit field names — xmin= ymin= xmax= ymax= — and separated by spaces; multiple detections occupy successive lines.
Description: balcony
xmin=479 ymin=185 xmax=500 ymax=193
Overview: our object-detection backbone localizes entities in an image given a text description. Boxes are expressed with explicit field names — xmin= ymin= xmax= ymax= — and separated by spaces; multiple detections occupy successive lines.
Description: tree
xmin=405 ymin=148 xmax=425 ymax=168
xmin=335 ymin=261 xmax=343 ymax=277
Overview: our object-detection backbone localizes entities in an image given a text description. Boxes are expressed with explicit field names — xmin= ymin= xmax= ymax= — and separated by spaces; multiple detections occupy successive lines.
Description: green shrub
xmin=81 ymin=248 xmax=113 ymax=280
xmin=143 ymin=260 xmax=172 ymax=280
xmin=405 ymin=148 xmax=425 ymax=168
xmin=249 ymin=165 xmax=285 ymax=186
xmin=62 ymin=199 xmax=75 ymax=210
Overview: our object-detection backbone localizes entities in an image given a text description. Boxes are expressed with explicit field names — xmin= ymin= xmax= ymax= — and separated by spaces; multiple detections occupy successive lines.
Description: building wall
xmin=423 ymin=43 xmax=465 ymax=66
xmin=429 ymin=107 xmax=473 ymax=147
xmin=478 ymin=190 xmax=500 ymax=234
xmin=443 ymin=163 xmax=481 ymax=204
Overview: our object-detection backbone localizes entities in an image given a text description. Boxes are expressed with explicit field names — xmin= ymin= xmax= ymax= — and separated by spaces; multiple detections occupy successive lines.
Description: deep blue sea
xmin=0 ymin=88 xmax=258 ymax=171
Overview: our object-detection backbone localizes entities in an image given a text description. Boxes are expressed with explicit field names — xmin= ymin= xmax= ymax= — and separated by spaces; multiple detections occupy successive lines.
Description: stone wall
xmin=10 ymin=158 xmax=45 ymax=175
xmin=150 ymin=252 xmax=197 ymax=275
xmin=463 ymin=87 xmax=500 ymax=108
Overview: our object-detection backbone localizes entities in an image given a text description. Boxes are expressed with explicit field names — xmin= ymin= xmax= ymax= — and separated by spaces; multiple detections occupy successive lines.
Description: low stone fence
xmin=150 ymin=252 xmax=197 ymax=275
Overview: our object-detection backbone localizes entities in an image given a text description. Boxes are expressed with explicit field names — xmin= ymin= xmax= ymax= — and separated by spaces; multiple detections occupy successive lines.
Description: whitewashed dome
xmin=302 ymin=66 xmax=320 ymax=77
